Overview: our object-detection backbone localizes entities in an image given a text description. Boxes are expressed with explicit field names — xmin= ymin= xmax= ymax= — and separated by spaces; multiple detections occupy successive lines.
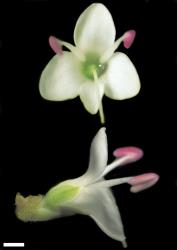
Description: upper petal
xmin=105 ymin=52 xmax=140 ymax=100
xmin=73 ymin=128 xmax=108 ymax=186
xmin=64 ymin=186 xmax=127 ymax=247
xmin=39 ymin=52 xmax=83 ymax=101
xmin=74 ymin=3 xmax=116 ymax=55
xmin=79 ymin=81 xmax=104 ymax=114
xmin=86 ymin=127 xmax=108 ymax=182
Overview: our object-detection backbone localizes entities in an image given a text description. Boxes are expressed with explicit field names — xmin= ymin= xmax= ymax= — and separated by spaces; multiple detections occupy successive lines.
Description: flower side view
xmin=15 ymin=128 xmax=159 ymax=247
xmin=39 ymin=3 xmax=141 ymax=123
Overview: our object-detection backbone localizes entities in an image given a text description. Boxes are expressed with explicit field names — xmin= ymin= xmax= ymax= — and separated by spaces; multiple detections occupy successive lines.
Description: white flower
xmin=15 ymin=128 xmax=159 ymax=247
xmin=39 ymin=3 xmax=141 ymax=123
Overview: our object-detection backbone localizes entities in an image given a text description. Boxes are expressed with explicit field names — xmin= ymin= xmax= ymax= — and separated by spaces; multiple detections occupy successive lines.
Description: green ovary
xmin=43 ymin=183 xmax=80 ymax=210
xmin=81 ymin=55 xmax=106 ymax=80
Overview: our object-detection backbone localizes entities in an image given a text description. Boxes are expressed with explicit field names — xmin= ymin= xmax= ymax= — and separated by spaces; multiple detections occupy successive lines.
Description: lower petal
xmin=39 ymin=52 xmax=83 ymax=101
xmin=65 ymin=186 xmax=127 ymax=247
xmin=105 ymin=52 xmax=140 ymax=100
xmin=79 ymin=81 xmax=104 ymax=114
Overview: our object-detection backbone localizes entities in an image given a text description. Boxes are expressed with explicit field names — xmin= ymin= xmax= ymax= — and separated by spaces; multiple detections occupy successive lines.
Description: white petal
xmin=74 ymin=3 xmax=116 ymax=55
xmin=65 ymin=186 xmax=127 ymax=246
xmin=39 ymin=52 xmax=84 ymax=101
xmin=72 ymin=128 xmax=107 ymax=186
xmin=105 ymin=52 xmax=140 ymax=100
xmin=84 ymin=127 xmax=108 ymax=183
xmin=79 ymin=81 xmax=104 ymax=114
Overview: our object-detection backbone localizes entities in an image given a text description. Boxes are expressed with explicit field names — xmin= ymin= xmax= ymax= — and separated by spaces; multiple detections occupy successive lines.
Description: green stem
xmin=99 ymin=101 xmax=105 ymax=124
xmin=92 ymin=69 xmax=105 ymax=124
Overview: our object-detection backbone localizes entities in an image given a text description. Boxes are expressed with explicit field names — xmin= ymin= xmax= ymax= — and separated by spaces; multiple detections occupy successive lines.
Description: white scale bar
xmin=3 ymin=243 xmax=25 ymax=247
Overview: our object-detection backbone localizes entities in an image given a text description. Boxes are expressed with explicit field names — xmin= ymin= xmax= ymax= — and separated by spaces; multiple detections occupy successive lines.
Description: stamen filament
xmin=90 ymin=177 xmax=131 ymax=189
xmin=100 ymin=35 xmax=125 ymax=63
xmin=59 ymin=39 xmax=86 ymax=61
xmin=100 ymin=155 xmax=131 ymax=178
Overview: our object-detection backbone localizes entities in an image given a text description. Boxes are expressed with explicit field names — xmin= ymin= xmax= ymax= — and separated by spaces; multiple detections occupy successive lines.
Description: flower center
xmin=81 ymin=54 xmax=106 ymax=80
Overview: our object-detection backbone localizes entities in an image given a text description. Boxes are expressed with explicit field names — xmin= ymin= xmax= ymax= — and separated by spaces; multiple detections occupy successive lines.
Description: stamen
xmin=123 ymin=30 xmax=136 ymax=49
xmin=92 ymin=173 xmax=159 ymax=192
xmin=99 ymin=147 xmax=143 ymax=179
xmin=100 ymin=30 xmax=136 ymax=63
xmin=49 ymin=36 xmax=63 ymax=55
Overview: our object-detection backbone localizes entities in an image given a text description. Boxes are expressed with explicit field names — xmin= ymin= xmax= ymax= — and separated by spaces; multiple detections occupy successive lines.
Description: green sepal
xmin=43 ymin=182 xmax=80 ymax=210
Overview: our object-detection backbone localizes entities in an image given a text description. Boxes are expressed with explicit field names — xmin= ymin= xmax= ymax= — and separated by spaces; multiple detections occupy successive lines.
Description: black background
xmin=1 ymin=0 xmax=177 ymax=249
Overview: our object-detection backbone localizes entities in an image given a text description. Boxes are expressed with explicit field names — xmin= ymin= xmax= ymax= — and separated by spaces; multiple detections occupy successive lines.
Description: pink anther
xmin=123 ymin=30 xmax=136 ymax=49
xmin=113 ymin=147 xmax=144 ymax=163
xmin=128 ymin=173 xmax=159 ymax=192
xmin=49 ymin=36 xmax=63 ymax=55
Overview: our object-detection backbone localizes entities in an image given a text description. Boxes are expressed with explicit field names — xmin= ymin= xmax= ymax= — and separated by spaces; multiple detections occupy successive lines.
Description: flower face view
xmin=39 ymin=3 xmax=141 ymax=123
xmin=15 ymin=128 xmax=159 ymax=247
